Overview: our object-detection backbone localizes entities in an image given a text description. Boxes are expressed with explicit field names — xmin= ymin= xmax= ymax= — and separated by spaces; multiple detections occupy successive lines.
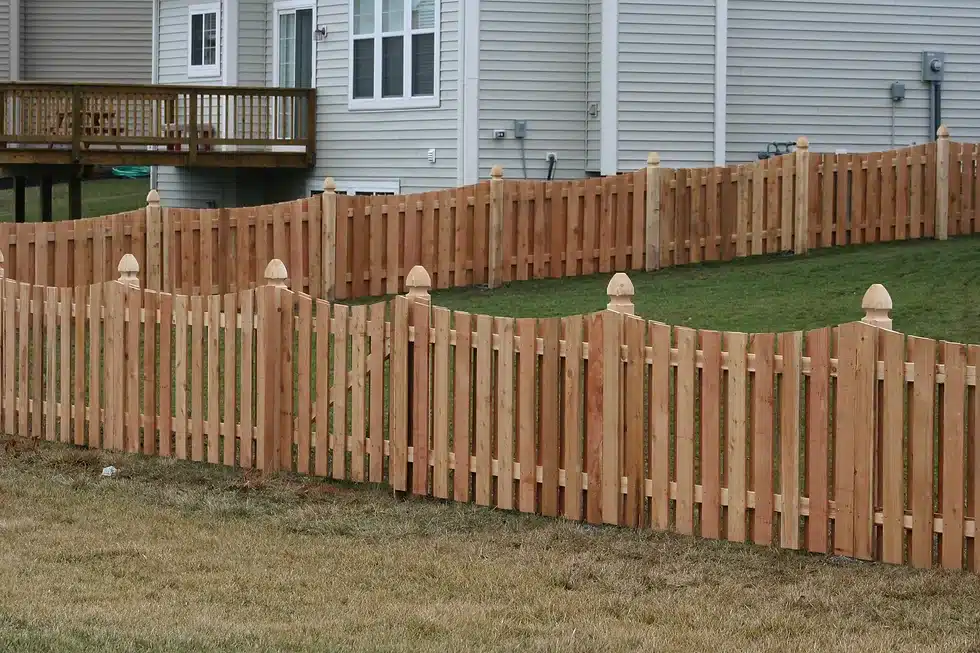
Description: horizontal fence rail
xmin=2 ymin=258 xmax=979 ymax=576
xmin=0 ymin=130 xmax=977 ymax=301
xmin=0 ymin=81 xmax=315 ymax=167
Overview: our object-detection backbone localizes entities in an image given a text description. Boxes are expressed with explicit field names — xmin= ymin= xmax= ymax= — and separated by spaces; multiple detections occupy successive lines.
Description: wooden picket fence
xmin=1 ymin=129 xmax=977 ymax=299
xmin=3 ymin=256 xmax=979 ymax=574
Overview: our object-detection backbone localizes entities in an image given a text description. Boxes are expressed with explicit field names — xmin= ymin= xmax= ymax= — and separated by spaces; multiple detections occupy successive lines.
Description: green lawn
xmin=2 ymin=442 xmax=978 ymax=653
xmin=0 ymin=177 xmax=149 ymax=222
xmin=427 ymin=236 xmax=980 ymax=343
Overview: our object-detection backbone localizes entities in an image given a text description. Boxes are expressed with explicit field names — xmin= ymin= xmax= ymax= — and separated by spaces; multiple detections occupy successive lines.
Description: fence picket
xmin=174 ymin=294 xmax=189 ymax=459
xmin=368 ymin=302 xmax=386 ymax=483
xmin=516 ymin=317 xmax=536 ymax=514
xmin=474 ymin=314 xmax=493 ymax=506
xmin=59 ymin=287 xmax=72 ymax=444
xmin=562 ymin=315 xmax=584 ymax=521
xmin=941 ymin=341 xmax=967 ymax=570
xmin=190 ymin=296 xmax=205 ymax=461
xmin=44 ymin=286 xmax=57 ymax=443
xmin=17 ymin=282 xmax=29 ymax=438
xmin=908 ymin=335 xmax=936 ymax=568
xmin=222 ymin=293 xmax=237 ymax=467
xmin=726 ymin=331 xmax=749 ymax=543
xmin=649 ymin=321 xmax=671 ymax=531
xmin=778 ymin=331 xmax=802 ymax=550
xmin=585 ymin=312 xmax=604 ymax=525
xmin=296 ymin=295 xmax=313 ymax=475
xmin=675 ymin=326 xmax=697 ymax=535
xmin=452 ymin=311 xmax=473 ymax=501
xmin=239 ymin=292 xmax=254 ymax=468
xmin=158 ymin=292 xmax=173 ymax=458
xmin=350 ymin=305 xmax=368 ymax=483
xmin=623 ymin=316 xmax=646 ymax=529
xmin=431 ymin=306 xmax=450 ymax=498
xmin=806 ymin=327 xmax=831 ymax=553
xmin=751 ymin=333 xmax=775 ymax=546
xmin=700 ymin=329 xmax=723 ymax=539
xmin=314 ymin=298 xmax=331 ymax=477
xmin=30 ymin=285 xmax=43 ymax=441
xmin=206 ymin=295 xmax=221 ymax=463
xmin=333 ymin=304 xmax=350 ymax=481
xmin=540 ymin=317 xmax=561 ymax=518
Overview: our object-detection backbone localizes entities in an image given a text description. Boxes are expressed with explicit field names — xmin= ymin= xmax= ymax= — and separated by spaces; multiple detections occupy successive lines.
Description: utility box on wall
xmin=921 ymin=51 xmax=946 ymax=82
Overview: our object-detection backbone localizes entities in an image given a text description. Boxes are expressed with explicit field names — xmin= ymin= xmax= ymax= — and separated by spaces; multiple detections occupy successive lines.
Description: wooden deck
xmin=0 ymin=82 xmax=316 ymax=168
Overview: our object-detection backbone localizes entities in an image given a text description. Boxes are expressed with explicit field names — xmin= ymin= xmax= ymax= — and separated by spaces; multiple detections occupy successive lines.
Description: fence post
xmin=257 ymin=259 xmax=287 ymax=473
xmin=606 ymin=272 xmax=635 ymax=315
xmin=488 ymin=165 xmax=504 ymax=289
xmin=118 ymin=253 xmax=140 ymax=288
xmin=645 ymin=153 xmax=661 ymax=271
xmin=145 ymin=189 xmax=162 ymax=291
xmin=936 ymin=125 xmax=950 ymax=241
xmin=794 ymin=136 xmax=810 ymax=255
xmin=321 ymin=177 xmax=337 ymax=300
xmin=404 ymin=265 xmax=432 ymax=495
xmin=861 ymin=283 xmax=893 ymax=330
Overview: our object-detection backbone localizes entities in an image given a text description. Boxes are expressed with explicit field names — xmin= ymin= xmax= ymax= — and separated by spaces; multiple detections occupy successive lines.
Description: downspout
xmin=458 ymin=0 xmax=480 ymax=185
xmin=599 ymin=0 xmax=618 ymax=175
xmin=150 ymin=0 xmax=160 ymax=193
xmin=10 ymin=0 xmax=20 ymax=80
xmin=225 ymin=0 xmax=239 ymax=85
xmin=713 ymin=0 xmax=728 ymax=166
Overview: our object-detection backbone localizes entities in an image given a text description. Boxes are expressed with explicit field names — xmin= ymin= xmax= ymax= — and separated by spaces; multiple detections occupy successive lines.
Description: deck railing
xmin=0 ymin=82 xmax=316 ymax=167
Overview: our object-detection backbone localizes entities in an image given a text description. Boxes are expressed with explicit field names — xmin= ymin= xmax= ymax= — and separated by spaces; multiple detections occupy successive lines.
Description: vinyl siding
xmin=478 ymin=0 xmax=588 ymax=181
xmin=0 ymin=0 xmax=9 ymax=81
xmin=727 ymin=0 xmax=980 ymax=162
xmin=585 ymin=0 xmax=600 ymax=172
xmin=306 ymin=0 xmax=460 ymax=193
xmin=22 ymin=0 xmax=151 ymax=83
xmin=156 ymin=0 xmax=233 ymax=208
xmin=239 ymin=0 xmax=268 ymax=85
xmin=618 ymin=0 xmax=716 ymax=170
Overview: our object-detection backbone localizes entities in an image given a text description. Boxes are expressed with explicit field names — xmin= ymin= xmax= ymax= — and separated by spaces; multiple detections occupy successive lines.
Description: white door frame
xmin=271 ymin=0 xmax=317 ymax=153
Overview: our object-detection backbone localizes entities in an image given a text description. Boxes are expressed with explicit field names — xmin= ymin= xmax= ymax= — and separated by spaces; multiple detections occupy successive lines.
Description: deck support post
xmin=68 ymin=168 xmax=83 ymax=221
xmin=13 ymin=177 xmax=26 ymax=223
xmin=39 ymin=176 xmax=53 ymax=223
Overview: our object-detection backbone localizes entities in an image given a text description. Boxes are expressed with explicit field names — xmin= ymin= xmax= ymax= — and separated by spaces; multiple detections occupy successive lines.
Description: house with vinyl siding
xmin=144 ymin=0 xmax=980 ymax=208
xmin=0 ymin=0 xmax=152 ymax=84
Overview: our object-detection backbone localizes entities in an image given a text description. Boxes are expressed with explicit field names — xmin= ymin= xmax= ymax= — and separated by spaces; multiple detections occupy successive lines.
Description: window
xmin=188 ymin=3 xmax=221 ymax=78
xmin=349 ymin=0 xmax=439 ymax=109
xmin=311 ymin=179 xmax=401 ymax=195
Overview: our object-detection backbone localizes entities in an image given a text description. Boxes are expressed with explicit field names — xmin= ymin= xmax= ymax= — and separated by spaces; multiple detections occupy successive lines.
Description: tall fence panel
xmin=2 ymin=135 xmax=979 ymax=303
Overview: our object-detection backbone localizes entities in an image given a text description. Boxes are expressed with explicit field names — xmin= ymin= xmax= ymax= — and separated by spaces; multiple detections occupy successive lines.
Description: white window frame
xmin=348 ymin=0 xmax=441 ymax=111
xmin=312 ymin=178 xmax=401 ymax=195
xmin=188 ymin=2 xmax=222 ymax=79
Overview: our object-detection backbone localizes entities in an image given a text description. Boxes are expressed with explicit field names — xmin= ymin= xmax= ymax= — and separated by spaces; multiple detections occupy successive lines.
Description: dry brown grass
xmin=2 ymin=440 xmax=980 ymax=653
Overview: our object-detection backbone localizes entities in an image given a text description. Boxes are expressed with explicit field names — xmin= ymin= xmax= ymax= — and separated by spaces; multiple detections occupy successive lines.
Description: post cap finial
xmin=490 ymin=165 xmax=504 ymax=179
xmin=146 ymin=189 xmax=161 ymax=205
xmin=647 ymin=152 xmax=661 ymax=166
xmin=795 ymin=136 xmax=810 ymax=150
xmin=117 ymin=253 xmax=140 ymax=288
xmin=323 ymin=177 xmax=337 ymax=192
xmin=861 ymin=283 xmax=893 ymax=329
xmin=606 ymin=272 xmax=635 ymax=315
xmin=937 ymin=124 xmax=950 ymax=139
xmin=264 ymin=259 xmax=288 ymax=288
xmin=405 ymin=265 xmax=432 ymax=301
xmin=862 ymin=283 xmax=892 ymax=311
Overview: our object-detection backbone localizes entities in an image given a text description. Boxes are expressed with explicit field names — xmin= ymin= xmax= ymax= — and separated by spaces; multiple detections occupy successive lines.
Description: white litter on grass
xmin=101 ymin=466 xmax=118 ymax=478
